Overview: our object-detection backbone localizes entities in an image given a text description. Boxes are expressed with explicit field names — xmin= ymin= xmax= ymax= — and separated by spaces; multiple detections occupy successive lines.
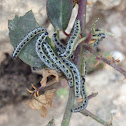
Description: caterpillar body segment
xmin=71 ymin=58 xmax=88 ymax=112
xmin=53 ymin=33 xmax=66 ymax=52
xmin=55 ymin=48 xmax=74 ymax=61
xmin=92 ymin=33 xmax=106 ymax=47
xmin=59 ymin=20 xmax=81 ymax=58
xmin=92 ymin=29 xmax=106 ymax=47
xmin=41 ymin=44 xmax=61 ymax=72
xmin=71 ymin=77 xmax=88 ymax=112
xmin=42 ymin=42 xmax=74 ymax=88
xmin=12 ymin=27 xmax=47 ymax=59
xmin=36 ymin=32 xmax=60 ymax=72
xmin=60 ymin=58 xmax=81 ymax=97
xmin=53 ymin=33 xmax=74 ymax=59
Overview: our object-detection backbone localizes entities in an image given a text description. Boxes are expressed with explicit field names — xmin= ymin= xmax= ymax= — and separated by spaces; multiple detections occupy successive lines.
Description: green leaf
xmin=46 ymin=0 xmax=73 ymax=30
xmin=8 ymin=10 xmax=47 ymax=68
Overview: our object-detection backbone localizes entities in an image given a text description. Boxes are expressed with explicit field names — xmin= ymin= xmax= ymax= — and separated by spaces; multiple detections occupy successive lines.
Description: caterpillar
xmin=53 ymin=33 xmax=81 ymax=96
xmin=41 ymin=41 xmax=74 ymax=88
xmin=71 ymin=77 xmax=88 ymax=112
xmin=53 ymin=33 xmax=74 ymax=59
xmin=12 ymin=25 xmax=89 ymax=112
xmin=59 ymin=20 xmax=81 ymax=58
xmin=60 ymin=58 xmax=81 ymax=97
xmin=36 ymin=32 xmax=60 ymax=72
xmin=71 ymin=58 xmax=88 ymax=112
xmin=12 ymin=27 xmax=47 ymax=58
xmin=92 ymin=29 xmax=106 ymax=47
xmin=52 ymin=33 xmax=66 ymax=52
xmin=92 ymin=33 xmax=105 ymax=47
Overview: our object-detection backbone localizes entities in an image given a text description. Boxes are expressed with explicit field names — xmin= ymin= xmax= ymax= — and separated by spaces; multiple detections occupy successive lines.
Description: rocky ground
xmin=0 ymin=0 xmax=126 ymax=126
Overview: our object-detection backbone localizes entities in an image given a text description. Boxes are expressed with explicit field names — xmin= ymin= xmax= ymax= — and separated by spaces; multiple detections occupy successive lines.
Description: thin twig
xmin=80 ymin=109 xmax=112 ymax=126
xmin=88 ymin=92 xmax=98 ymax=99
xmin=83 ymin=44 xmax=126 ymax=77
xmin=61 ymin=88 xmax=75 ymax=126
xmin=80 ymin=92 xmax=112 ymax=125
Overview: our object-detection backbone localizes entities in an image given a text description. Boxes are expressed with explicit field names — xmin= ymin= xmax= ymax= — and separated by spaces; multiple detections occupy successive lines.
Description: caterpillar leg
xmin=12 ymin=27 xmax=47 ymax=58
xmin=42 ymin=41 xmax=74 ymax=88
xmin=36 ymin=32 xmax=60 ymax=72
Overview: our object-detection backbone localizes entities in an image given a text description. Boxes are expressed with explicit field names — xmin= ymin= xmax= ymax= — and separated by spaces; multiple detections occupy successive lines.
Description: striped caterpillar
xmin=36 ymin=32 xmax=60 ymax=72
xmin=71 ymin=59 xmax=88 ymax=112
xmin=12 ymin=27 xmax=47 ymax=58
xmin=83 ymin=29 xmax=106 ymax=55
xmin=41 ymin=41 xmax=74 ymax=88
xmin=12 ymin=27 xmax=73 ymax=87
xmin=52 ymin=21 xmax=88 ymax=110
xmin=59 ymin=20 xmax=81 ymax=58
xmin=60 ymin=58 xmax=81 ymax=97
xmin=92 ymin=29 xmax=106 ymax=47
xmin=71 ymin=77 xmax=88 ymax=112
xmin=52 ymin=33 xmax=74 ymax=59
xmin=12 ymin=19 xmax=88 ymax=112
xmin=53 ymin=33 xmax=81 ymax=96
xmin=52 ymin=33 xmax=66 ymax=53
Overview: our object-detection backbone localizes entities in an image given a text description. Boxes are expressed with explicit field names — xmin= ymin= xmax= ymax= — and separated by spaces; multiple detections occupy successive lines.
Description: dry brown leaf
xmin=45 ymin=89 xmax=56 ymax=99
xmin=27 ymin=96 xmax=48 ymax=110
xmin=27 ymin=89 xmax=56 ymax=118
xmin=41 ymin=106 xmax=47 ymax=118
xmin=40 ymin=69 xmax=59 ymax=87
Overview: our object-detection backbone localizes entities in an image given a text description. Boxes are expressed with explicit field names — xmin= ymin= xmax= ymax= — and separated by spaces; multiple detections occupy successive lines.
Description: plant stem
xmin=61 ymin=0 xmax=87 ymax=126
xmin=61 ymin=88 xmax=75 ymax=126
xmin=74 ymin=0 xmax=87 ymax=66
xmin=80 ymin=110 xmax=112 ymax=126
xmin=83 ymin=44 xmax=126 ymax=77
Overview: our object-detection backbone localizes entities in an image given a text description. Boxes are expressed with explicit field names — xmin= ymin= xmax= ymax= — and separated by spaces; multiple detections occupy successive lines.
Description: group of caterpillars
xmin=12 ymin=19 xmax=106 ymax=112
